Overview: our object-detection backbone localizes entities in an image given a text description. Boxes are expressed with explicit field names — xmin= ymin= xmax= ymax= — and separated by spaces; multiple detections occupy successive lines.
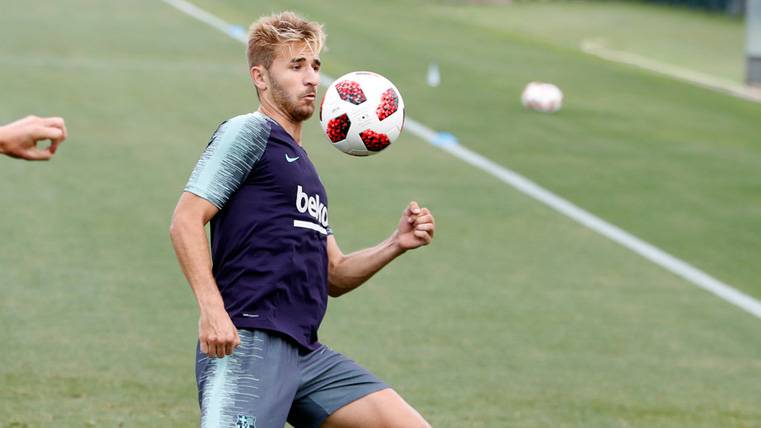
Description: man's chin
xmin=292 ymin=106 xmax=314 ymax=122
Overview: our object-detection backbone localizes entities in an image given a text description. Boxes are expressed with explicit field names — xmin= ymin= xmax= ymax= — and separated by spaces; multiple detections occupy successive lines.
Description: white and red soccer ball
xmin=320 ymin=71 xmax=405 ymax=156
xmin=521 ymin=82 xmax=563 ymax=113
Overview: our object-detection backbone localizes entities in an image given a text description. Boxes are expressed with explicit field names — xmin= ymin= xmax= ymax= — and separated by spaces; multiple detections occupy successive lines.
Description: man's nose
xmin=305 ymin=68 xmax=320 ymax=87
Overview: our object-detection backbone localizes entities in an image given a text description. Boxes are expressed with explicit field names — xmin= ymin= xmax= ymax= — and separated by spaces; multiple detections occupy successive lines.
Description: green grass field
xmin=1 ymin=0 xmax=760 ymax=427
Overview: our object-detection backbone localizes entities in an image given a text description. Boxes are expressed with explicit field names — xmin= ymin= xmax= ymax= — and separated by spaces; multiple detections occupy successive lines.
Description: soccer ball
xmin=319 ymin=71 xmax=405 ymax=156
xmin=521 ymin=82 xmax=563 ymax=113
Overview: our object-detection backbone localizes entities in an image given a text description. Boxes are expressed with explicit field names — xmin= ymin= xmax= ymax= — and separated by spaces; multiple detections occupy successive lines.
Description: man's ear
xmin=250 ymin=65 xmax=268 ymax=91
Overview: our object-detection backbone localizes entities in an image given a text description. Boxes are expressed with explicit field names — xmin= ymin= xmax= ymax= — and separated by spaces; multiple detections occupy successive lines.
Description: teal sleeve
xmin=184 ymin=113 xmax=270 ymax=209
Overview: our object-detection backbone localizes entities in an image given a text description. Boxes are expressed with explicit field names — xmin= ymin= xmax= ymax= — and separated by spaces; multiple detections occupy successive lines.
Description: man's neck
xmin=258 ymin=104 xmax=302 ymax=145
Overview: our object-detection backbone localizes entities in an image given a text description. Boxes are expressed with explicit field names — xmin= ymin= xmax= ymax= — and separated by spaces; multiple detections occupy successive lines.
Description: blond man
xmin=170 ymin=11 xmax=434 ymax=428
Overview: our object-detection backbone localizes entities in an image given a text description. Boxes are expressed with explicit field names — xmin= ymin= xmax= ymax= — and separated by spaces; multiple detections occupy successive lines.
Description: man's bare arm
xmin=169 ymin=192 xmax=240 ymax=357
xmin=328 ymin=201 xmax=435 ymax=297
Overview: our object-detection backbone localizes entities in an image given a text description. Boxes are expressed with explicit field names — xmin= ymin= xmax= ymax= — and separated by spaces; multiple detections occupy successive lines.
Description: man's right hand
xmin=199 ymin=306 xmax=241 ymax=358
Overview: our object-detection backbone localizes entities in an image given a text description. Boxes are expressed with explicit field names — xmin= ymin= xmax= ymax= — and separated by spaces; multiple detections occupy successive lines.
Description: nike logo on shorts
xmin=286 ymin=154 xmax=300 ymax=163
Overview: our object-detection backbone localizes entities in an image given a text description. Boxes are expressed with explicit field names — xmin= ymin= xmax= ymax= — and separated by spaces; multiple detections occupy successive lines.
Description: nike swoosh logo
xmin=285 ymin=154 xmax=300 ymax=163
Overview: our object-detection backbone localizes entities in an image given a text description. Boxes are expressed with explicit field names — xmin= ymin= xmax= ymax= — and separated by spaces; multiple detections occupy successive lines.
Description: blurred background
xmin=1 ymin=1 xmax=759 ymax=427
xmin=646 ymin=0 xmax=745 ymax=14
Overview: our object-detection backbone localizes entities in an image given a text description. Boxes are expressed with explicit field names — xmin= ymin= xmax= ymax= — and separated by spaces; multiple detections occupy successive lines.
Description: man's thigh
xmin=196 ymin=329 xmax=299 ymax=428
xmin=287 ymin=345 xmax=428 ymax=428
xmin=321 ymin=388 xmax=430 ymax=428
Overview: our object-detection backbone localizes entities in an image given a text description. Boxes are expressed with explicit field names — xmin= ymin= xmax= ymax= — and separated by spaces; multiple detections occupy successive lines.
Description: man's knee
xmin=321 ymin=388 xmax=430 ymax=428
xmin=386 ymin=414 xmax=431 ymax=428
xmin=400 ymin=417 xmax=431 ymax=428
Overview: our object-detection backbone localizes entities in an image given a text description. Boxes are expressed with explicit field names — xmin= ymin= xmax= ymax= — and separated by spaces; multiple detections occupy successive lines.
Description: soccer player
xmin=169 ymin=11 xmax=435 ymax=428
xmin=0 ymin=115 xmax=67 ymax=161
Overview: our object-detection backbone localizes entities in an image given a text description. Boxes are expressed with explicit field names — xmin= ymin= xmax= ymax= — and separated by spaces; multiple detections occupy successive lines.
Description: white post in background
xmin=427 ymin=63 xmax=441 ymax=87
xmin=748 ymin=0 xmax=761 ymax=86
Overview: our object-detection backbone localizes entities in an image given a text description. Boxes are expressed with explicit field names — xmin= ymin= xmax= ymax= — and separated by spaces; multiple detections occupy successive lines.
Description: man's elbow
xmin=327 ymin=256 xmax=343 ymax=298
xmin=169 ymin=213 xmax=181 ymax=239
xmin=327 ymin=271 xmax=346 ymax=297
xmin=169 ymin=211 xmax=194 ymax=242
xmin=327 ymin=264 xmax=348 ymax=298
xmin=328 ymin=285 xmax=347 ymax=298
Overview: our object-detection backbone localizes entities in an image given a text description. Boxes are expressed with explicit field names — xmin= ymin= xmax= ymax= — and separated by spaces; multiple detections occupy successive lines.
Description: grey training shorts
xmin=196 ymin=329 xmax=389 ymax=428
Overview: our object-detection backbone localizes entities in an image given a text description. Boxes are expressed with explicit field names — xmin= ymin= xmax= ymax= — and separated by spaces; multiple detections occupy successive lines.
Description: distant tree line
xmin=454 ymin=0 xmax=747 ymax=16
xmin=632 ymin=0 xmax=745 ymax=14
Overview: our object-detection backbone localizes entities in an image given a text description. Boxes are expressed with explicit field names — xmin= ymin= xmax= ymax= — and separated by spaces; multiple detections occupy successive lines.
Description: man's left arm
xmin=327 ymin=201 xmax=435 ymax=297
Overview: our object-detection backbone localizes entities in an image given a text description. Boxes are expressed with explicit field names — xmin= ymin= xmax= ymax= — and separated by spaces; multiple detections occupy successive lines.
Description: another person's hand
xmin=395 ymin=201 xmax=436 ymax=251
xmin=198 ymin=305 xmax=241 ymax=358
xmin=0 ymin=115 xmax=67 ymax=161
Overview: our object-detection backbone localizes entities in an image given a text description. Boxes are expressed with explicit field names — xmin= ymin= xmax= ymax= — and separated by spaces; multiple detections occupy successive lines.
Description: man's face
xmin=265 ymin=42 xmax=321 ymax=122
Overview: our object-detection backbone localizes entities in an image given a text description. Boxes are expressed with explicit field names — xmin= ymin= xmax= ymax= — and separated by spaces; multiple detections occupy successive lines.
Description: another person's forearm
xmin=0 ymin=116 xmax=66 ymax=160
xmin=0 ymin=126 xmax=11 ymax=155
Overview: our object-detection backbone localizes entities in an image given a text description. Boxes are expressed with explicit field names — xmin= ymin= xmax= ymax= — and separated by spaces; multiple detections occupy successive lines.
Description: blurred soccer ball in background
xmin=521 ymin=82 xmax=563 ymax=113
xmin=320 ymin=71 xmax=405 ymax=156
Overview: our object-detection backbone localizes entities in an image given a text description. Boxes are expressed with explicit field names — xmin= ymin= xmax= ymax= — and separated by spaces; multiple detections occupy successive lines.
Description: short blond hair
xmin=247 ymin=11 xmax=326 ymax=69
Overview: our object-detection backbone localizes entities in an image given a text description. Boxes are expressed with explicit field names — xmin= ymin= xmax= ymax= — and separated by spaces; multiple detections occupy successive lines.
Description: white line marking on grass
xmin=425 ymin=132 xmax=761 ymax=320
xmin=581 ymin=39 xmax=761 ymax=103
xmin=163 ymin=0 xmax=248 ymax=43
xmin=162 ymin=0 xmax=761 ymax=320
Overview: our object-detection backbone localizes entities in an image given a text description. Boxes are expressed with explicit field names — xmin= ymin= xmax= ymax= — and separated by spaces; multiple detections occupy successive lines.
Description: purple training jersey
xmin=185 ymin=112 xmax=331 ymax=350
